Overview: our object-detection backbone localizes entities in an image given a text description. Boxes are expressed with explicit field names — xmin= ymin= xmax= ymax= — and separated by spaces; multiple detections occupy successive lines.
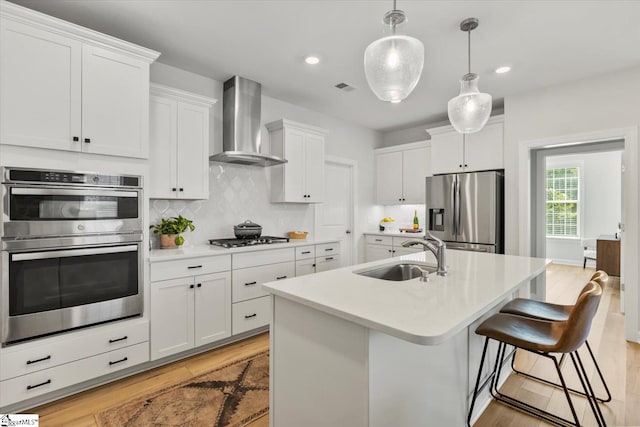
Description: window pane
xmin=545 ymin=166 xmax=580 ymax=237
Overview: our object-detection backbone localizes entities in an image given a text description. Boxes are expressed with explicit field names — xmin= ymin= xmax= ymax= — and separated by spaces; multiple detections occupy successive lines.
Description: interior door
xmin=457 ymin=171 xmax=497 ymax=245
xmin=316 ymin=159 xmax=354 ymax=266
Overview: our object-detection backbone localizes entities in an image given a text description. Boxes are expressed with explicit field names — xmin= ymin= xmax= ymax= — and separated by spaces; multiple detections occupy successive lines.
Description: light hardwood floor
xmin=27 ymin=263 xmax=640 ymax=426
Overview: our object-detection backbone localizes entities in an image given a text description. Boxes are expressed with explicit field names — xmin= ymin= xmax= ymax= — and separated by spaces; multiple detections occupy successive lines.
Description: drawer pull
xmin=324 ymin=248 xmax=334 ymax=252
xmin=301 ymin=251 xmax=311 ymax=254
xmin=245 ymin=313 xmax=257 ymax=319
xmin=245 ymin=281 xmax=257 ymax=286
xmin=27 ymin=379 xmax=51 ymax=390
xmin=276 ymin=275 xmax=288 ymax=280
xmin=109 ymin=357 xmax=128 ymax=366
xmin=325 ymin=257 xmax=334 ymax=261
xmin=187 ymin=265 xmax=203 ymax=269
xmin=26 ymin=355 xmax=51 ymax=365
xmin=375 ymin=239 xmax=383 ymax=242
xmin=109 ymin=336 xmax=128 ymax=344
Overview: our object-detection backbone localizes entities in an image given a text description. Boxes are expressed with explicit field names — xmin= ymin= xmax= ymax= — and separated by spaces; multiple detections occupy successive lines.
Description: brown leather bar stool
xmin=467 ymin=280 xmax=605 ymax=427
xmin=500 ymin=271 xmax=611 ymax=403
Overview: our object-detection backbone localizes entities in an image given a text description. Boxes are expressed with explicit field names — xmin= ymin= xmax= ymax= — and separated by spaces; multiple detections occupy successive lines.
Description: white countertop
xmin=149 ymin=238 xmax=339 ymax=262
xmin=263 ymin=251 xmax=550 ymax=345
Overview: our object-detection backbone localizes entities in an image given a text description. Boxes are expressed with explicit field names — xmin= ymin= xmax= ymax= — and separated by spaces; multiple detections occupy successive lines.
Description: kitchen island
xmin=263 ymin=250 xmax=549 ymax=426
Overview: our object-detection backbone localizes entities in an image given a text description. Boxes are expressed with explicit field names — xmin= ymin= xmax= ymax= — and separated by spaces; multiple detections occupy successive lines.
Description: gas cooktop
xmin=208 ymin=236 xmax=290 ymax=248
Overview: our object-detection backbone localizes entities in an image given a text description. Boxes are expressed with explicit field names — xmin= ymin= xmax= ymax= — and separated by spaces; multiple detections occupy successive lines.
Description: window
xmin=546 ymin=167 xmax=579 ymax=237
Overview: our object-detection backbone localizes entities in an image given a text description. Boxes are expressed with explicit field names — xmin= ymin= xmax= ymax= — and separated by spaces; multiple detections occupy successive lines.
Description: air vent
xmin=335 ymin=82 xmax=356 ymax=92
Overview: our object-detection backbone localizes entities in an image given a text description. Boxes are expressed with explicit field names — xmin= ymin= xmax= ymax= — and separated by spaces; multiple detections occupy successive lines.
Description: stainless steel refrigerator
xmin=426 ymin=170 xmax=504 ymax=253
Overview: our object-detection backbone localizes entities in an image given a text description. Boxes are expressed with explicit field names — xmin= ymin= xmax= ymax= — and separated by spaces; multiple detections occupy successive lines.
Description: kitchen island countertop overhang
xmin=263 ymin=250 xmax=550 ymax=345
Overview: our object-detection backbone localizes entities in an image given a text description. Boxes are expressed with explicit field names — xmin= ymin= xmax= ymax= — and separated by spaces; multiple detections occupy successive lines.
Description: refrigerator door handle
xmin=451 ymin=176 xmax=457 ymax=237
xmin=454 ymin=175 xmax=461 ymax=238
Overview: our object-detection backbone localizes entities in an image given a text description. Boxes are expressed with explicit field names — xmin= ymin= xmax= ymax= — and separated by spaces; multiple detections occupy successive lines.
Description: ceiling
xmin=10 ymin=0 xmax=640 ymax=132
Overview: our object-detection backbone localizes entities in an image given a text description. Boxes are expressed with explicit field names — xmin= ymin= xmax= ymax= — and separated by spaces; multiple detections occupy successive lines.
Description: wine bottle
xmin=413 ymin=210 xmax=419 ymax=230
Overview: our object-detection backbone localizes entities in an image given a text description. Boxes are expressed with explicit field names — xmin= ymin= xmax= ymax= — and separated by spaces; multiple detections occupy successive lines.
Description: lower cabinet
xmin=232 ymin=296 xmax=271 ymax=335
xmin=0 ymin=318 xmax=149 ymax=407
xmin=294 ymin=242 xmax=341 ymax=276
xmin=365 ymin=234 xmax=423 ymax=262
xmin=150 ymin=271 xmax=231 ymax=361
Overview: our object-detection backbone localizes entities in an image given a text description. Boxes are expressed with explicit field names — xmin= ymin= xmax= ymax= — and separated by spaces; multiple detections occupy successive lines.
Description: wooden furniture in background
xmin=596 ymin=235 xmax=620 ymax=277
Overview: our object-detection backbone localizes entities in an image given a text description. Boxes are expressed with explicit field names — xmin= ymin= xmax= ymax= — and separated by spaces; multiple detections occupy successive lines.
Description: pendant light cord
xmin=391 ymin=0 xmax=397 ymax=34
xmin=467 ymin=28 xmax=471 ymax=74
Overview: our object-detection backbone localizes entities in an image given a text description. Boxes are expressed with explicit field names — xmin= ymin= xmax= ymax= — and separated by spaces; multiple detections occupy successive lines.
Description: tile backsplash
xmin=149 ymin=163 xmax=314 ymax=248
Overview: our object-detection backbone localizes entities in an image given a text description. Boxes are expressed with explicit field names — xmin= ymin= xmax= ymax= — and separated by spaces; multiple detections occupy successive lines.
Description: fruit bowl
xmin=288 ymin=231 xmax=308 ymax=239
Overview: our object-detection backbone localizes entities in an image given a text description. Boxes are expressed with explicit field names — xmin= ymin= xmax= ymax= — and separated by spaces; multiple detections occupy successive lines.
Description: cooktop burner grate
xmin=208 ymin=236 xmax=290 ymax=248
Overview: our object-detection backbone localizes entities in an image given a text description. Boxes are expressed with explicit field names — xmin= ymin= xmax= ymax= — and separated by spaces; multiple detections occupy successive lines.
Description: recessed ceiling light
xmin=305 ymin=56 xmax=320 ymax=65
xmin=495 ymin=66 xmax=511 ymax=74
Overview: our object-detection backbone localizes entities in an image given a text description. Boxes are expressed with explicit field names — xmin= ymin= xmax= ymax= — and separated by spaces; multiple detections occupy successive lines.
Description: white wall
xmin=149 ymin=62 xmax=381 ymax=262
xmin=545 ymin=151 xmax=622 ymax=265
xmin=503 ymin=64 xmax=640 ymax=341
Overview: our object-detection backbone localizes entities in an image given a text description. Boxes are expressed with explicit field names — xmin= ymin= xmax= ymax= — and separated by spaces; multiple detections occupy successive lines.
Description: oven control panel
xmin=3 ymin=168 xmax=141 ymax=188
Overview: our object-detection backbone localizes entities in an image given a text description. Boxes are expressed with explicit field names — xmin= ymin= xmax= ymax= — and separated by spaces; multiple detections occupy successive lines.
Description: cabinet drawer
xmin=151 ymin=255 xmax=231 ymax=281
xmin=295 ymin=245 xmax=315 ymax=260
xmin=232 ymin=296 xmax=271 ymax=335
xmin=296 ymin=258 xmax=316 ymax=276
xmin=232 ymin=261 xmax=294 ymax=303
xmin=233 ymin=248 xmax=294 ymax=269
xmin=365 ymin=235 xmax=392 ymax=246
xmin=0 ymin=319 xmax=148 ymax=381
xmin=0 ymin=342 xmax=149 ymax=407
xmin=393 ymin=236 xmax=425 ymax=247
xmin=316 ymin=242 xmax=340 ymax=255
xmin=316 ymin=254 xmax=341 ymax=272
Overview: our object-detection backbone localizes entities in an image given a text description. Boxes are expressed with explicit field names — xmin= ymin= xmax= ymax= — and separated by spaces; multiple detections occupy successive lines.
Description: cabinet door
xmin=316 ymin=254 xmax=341 ymax=272
xmin=376 ymin=151 xmax=403 ymax=204
xmin=296 ymin=259 xmax=316 ymax=276
xmin=176 ymin=102 xmax=210 ymax=199
xmin=81 ymin=44 xmax=149 ymax=158
xmin=366 ymin=244 xmax=393 ymax=262
xmin=283 ymin=128 xmax=306 ymax=202
xmin=0 ymin=19 xmax=81 ymax=151
xmin=150 ymin=277 xmax=195 ymax=360
xmin=304 ymin=133 xmax=325 ymax=202
xmin=430 ymin=132 xmax=463 ymax=175
xmin=149 ymin=95 xmax=178 ymax=198
xmin=194 ymin=272 xmax=231 ymax=347
xmin=464 ymin=122 xmax=504 ymax=172
xmin=402 ymin=147 xmax=429 ymax=204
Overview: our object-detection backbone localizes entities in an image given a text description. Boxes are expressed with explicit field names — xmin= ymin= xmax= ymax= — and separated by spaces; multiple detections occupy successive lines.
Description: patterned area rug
xmin=96 ymin=351 xmax=269 ymax=427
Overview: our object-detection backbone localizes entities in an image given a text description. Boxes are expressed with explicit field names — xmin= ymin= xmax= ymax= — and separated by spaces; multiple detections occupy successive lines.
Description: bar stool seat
xmin=467 ymin=280 xmax=606 ymax=427
xmin=500 ymin=271 xmax=611 ymax=403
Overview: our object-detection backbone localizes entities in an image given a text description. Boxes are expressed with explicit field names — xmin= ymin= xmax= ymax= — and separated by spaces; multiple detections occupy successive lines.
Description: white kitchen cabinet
xmin=149 ymin=84 xmax=216 ymax=199
xmin=0 ymin=3 xmax=159 ymax=158
xmin=375 ymin=141 xmax=431 ymax=205
xmin=150 ymin=271 xmax=231 ymax=361
xmin=267 ymin=119 xmax=328 ymax=203
xmin=365 ymin=234 xmax=424 ymax=262
xmin=428 ymin=116 xmax=504 ymax=175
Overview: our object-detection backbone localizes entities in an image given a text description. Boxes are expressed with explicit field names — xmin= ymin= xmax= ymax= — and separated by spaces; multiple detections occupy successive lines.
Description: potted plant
xmin=150 ymin=215 xmax=195 ymax=248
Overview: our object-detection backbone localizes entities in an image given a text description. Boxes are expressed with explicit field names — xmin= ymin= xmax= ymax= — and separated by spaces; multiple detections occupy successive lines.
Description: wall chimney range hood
xmin=210 ymin=76 xmax=287 ymax=167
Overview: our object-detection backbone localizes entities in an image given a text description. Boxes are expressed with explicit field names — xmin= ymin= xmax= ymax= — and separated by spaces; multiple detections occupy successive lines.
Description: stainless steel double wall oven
xmin=1 ymin=167 xmax=144 ymax=345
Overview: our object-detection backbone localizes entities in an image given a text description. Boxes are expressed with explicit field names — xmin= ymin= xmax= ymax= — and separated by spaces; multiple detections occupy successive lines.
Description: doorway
xmin=519 ymin=126 xmax=638 ymax=342
xmin=315 ymin=156 xmax=356 ymax=266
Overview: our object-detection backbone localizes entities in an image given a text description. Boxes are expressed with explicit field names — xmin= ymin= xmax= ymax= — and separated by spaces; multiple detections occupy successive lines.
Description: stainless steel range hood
xmin=209 ymin=76 xmax=286 ymax=167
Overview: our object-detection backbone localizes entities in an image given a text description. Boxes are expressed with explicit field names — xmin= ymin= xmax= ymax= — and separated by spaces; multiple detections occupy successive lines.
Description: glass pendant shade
xmin=364 ymin=34 xmax=424 ymax=103
xmin=447 ymin=73 xmax=492 ymax=134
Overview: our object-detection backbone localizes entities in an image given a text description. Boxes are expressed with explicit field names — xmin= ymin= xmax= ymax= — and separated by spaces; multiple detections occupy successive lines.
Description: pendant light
xmin=364 ymin=0 xmax=424 ymax=103
xmin=447 ymin=18 xmax=492 ymax=134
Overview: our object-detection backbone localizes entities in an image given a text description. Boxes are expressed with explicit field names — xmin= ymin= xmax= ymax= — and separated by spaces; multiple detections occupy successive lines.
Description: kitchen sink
xmin=354 ymin=262 xmax=437 ymax=281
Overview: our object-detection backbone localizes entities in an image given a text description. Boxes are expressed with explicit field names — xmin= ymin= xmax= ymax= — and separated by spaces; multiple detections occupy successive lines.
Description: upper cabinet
xmin=0 ymin=2 xmax=159 ymax=158
xmin=427 ymin=116 xmax=504 ymax=175
xmin=267 ymin=119 xmax=327 ymax=203
xmin=375 ymin=141 xmax=431 ymax=205
xmin=149 ymin=84 xmax=216 ymax=200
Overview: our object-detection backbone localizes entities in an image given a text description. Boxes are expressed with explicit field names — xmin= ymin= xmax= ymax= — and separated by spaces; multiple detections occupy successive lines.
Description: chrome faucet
xmin=401 ymin=233 xmax=448 ymax=277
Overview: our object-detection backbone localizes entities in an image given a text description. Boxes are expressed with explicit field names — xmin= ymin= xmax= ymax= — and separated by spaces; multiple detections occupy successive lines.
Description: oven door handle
xmin=10 ymin=188 xmax=139 ymax=198
xmin=12 ymin=245 xmax=138 ymax=261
